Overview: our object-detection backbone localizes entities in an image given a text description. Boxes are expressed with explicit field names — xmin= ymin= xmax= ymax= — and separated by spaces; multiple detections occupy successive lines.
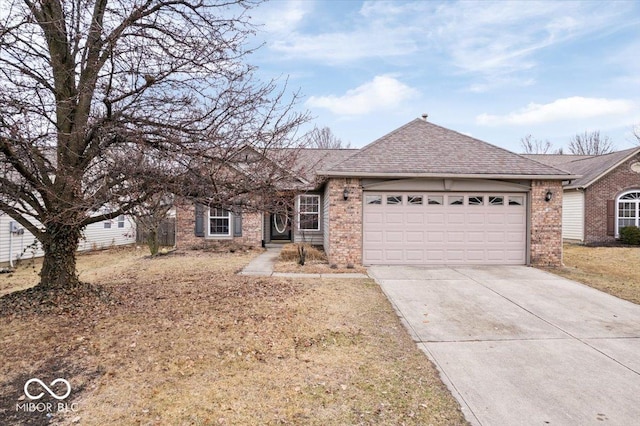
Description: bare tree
xmin=131 ymin=192 xmax=174 ymax=256
xmin=520 ymin=135 xmax=553 ymax=154
xmin=568 ymin=131 xmax=614 ymax=155
xmin=0 ymin=0 xmax=308 ymax=291
xmin=633 ymin=124 xmax=640 ymax=146
xmin=306 ymin=126 xmax=350 ymax=149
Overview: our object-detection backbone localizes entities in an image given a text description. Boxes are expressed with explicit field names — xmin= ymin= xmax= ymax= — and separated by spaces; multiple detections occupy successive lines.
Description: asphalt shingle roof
xmin=525 ymin=147 xmax=640 ymax=189
xmin=322 ymin=119 xmax=572 ymax=178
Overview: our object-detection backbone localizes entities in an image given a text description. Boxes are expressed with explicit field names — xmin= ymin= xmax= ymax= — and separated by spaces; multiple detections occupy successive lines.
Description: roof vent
xmin=421 ymin=113 xmax=428 ymax=121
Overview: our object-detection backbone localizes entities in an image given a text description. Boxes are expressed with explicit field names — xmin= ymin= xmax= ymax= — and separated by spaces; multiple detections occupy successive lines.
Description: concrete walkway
xmin=239 ymin=247 xmax=368 ymax=279
xmin=369 ymin=265 xmax=640 ymax=426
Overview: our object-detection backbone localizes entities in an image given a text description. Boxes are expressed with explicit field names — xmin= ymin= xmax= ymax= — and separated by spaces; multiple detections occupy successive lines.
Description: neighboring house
xmin=0 ymin=211 xmax=136 ymax=266
xmin=176 ymin=117 xmax=575 ymax=267
xmin=525 ymin=147 xmax=640 ymax=244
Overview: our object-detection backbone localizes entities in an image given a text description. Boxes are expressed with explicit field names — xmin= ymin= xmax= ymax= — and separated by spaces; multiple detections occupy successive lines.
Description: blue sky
xmin=249 ymin=0 xmax=640 ymax=152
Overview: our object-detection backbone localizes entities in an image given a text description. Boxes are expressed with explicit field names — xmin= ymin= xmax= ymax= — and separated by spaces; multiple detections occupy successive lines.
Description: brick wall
xmin=584 ymin=153 xmax=640 ymax=244
xmin=326 ymin=178 xmax=362 ymax=267
xmin=530 ymin=180 xmax=563 ymax=267
xmin=174 ymin=200 xmax=263 ymax=249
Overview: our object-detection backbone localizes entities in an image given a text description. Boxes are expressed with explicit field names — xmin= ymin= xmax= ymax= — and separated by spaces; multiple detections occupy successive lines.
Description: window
xmin=448 ymin=195 xmax=464 ymax=205
xmin=386 ymin=195 xmax=402 ymax=205
xmin=117 ymin=215 xmax=125 ymax=228
xmin=509 ymin=196 xmax=524 ymax=206
xmin=366 ymin=195 xmax=382 ymax=205
xmin=103 ymin=221 xmax=111 ymax=229
xmin=299 ymin=195 xmax=320 ymax=231
xmin=209 ymin=207 xmax=231 ymax=236
xmin=427 ymin=195 xmax=443 ymax=205
xmin=489 ymin=196 xmax=504 ymax=206
xmin=617 ymin=191 xmax=640 ymax=235
xmin=407 ymin=195 xmax=423 ymax=205
xmin=468 ymin=196 xmax=484 ymax=206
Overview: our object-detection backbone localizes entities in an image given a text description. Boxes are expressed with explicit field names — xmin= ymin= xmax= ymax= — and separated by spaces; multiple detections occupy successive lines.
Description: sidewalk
xmin=239 ymin=247 xmax=368 ymax=279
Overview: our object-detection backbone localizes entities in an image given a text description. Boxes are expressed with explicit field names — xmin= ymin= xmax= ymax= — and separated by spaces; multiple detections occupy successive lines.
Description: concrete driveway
xmin=369 ymin=265 xmax=640 ymax=426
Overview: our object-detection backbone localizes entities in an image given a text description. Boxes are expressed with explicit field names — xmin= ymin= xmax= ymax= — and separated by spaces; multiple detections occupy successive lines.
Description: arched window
xmin=617 ymin=191 xmax=640 ymax=236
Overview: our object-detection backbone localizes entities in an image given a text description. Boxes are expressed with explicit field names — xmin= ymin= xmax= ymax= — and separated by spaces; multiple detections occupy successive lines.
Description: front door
xmin=270 ymin=212 xmax=291 ymax=241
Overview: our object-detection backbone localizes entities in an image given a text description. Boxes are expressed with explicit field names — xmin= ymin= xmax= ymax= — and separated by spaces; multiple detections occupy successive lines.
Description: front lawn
xmin=551 ymin=244 xmax=640 ymax=304
xmin=0 ymin=248 xmax=466 ymax=425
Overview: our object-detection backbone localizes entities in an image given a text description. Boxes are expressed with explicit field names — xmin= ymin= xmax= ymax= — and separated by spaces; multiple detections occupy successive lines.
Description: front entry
xmin=270 ymin=212 xmax=291 ymax=241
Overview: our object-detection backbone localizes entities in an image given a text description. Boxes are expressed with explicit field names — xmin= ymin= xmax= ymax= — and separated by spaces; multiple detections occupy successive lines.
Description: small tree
xmin=520 ymin=135 xmax=553 ymax=154
xmin=568 ymin=131 xmax=614 ymax=155
xmin=132 ymin=193 xmax=174 ymax=256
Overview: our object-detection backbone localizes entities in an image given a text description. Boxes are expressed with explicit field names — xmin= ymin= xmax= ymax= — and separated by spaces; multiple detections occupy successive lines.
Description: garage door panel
xmin=427 ymin=231 xmax=445 ymax=242
xmin=363 ymin=192 xmax=526 ymax=265
xmin=406 ymin=213 xmax=424 ymax=224
xmin=406 ymin=232 xmax=425 ymax=243
xmin=385 ymin=231 xmax=403 ymax=243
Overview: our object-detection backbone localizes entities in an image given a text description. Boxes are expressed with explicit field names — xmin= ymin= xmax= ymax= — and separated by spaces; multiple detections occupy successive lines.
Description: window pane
xmin=366 ymin=195 xmax=382 ymax=205
xmin=469 ymin=196 xmax=484 ymax=206
xmin=386 ymin=195 xmax=402 ymax=205
xmin=299 ymin=213 xmax=319 ymax=230
xmin=620 ymin=192 xmax=640 ymax=200
xmin=489 ymin=196 xmax=504 ymax=206
xmin=509 ymin=196 xmax=524 ymax=206
xmin=448 ymin=196 xmax=463 ymax=205
xmin=210 ymin=218 xmax=229 ymax=235
xmin=300 ymin=195 xmax=319 ymax=213
xmin=103 ymin=221 xmax=111 ymax=229
xmin=427 ymin=195 xmax=443 ymax=205
xmin=408 ymin=195 xmax=423 ymax=205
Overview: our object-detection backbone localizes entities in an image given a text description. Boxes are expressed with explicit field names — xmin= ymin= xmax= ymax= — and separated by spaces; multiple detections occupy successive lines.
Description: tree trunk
xmin=39 ymin=224 xmax=82 ymax=290
xmin=146 ymin=228 xmax=160 ymax=256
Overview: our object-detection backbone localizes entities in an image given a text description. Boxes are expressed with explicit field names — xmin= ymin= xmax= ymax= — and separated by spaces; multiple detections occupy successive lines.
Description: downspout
xmin=8 ymin=225 xmax=13 ymax=268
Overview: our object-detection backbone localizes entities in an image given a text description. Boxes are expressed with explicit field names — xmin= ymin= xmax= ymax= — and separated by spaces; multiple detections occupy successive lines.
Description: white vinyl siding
xmin=0 ymin=212 xmax=136 ymax=266
xmin=562 ymin=190 xmax=585 ymax=241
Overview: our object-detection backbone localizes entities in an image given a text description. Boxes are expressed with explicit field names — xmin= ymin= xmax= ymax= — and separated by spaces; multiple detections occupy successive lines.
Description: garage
xmin=363 ymin=192 xmax=527 ymax=265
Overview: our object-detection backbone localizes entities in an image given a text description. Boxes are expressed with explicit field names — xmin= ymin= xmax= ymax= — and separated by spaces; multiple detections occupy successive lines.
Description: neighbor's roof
xmin=291 ymin=148 xmax=359 ymax=183
xmin=526 ymin=147 xmax=640 ymax=189
xmin=523 ymin=154 xmax=594 ymax=167
xmin=320 ymin=119 xmax=575 ymax=180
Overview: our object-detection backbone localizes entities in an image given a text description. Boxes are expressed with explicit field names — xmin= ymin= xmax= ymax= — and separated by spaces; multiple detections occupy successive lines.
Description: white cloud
xmin=306 ymin=75 xmax=418 ymax=115
xmin=254 ymin=0 xmax=312 ymax=35
xmin=476 ymin=97 xmax=636 ymax=126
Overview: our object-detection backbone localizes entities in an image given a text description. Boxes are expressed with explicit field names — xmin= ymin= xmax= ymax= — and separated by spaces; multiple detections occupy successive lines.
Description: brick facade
xmin=174 ymin=200 xmax=263 ymax=249
xmin=530 ymin=180 xmax=563 ymax=266
xmin=584 ymin=152 xmax=640 ymax=244
xmin=326 ymin=178 xmax=362 ymax=267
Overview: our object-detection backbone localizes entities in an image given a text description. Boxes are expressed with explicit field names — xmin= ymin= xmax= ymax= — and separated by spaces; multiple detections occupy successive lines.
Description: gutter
xmin=317 ymin=171 xmax=580 ymax=181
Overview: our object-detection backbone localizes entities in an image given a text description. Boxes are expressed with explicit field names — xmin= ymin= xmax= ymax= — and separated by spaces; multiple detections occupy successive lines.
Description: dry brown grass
xmin=0 ymin=248 xmax=465 ymax=425
xmin=274 ymin=244 xmax=368 ymax=274
xmin=549 ymin=244 xmax=640 ymax=304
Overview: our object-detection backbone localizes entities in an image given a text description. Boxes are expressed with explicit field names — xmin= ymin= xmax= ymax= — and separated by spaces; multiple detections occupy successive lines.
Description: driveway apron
xmin=369 ymin=265 xmax=640 ymax=426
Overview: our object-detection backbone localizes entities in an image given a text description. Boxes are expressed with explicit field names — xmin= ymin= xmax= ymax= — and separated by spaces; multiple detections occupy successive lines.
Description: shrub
xmin=620 ymin=226 xmax=640 ymax=245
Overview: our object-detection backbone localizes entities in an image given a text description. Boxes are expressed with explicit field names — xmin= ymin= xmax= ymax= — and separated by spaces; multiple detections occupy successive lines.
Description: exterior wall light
xmin=545 ymin=190 xmax=553 ymax=202
xmin=343 ymin=188 xmax=349 ymax=200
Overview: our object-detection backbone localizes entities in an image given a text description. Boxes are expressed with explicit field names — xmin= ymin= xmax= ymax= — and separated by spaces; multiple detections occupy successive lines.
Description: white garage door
xmin=363 ymin=192 xmax=527 ymax=265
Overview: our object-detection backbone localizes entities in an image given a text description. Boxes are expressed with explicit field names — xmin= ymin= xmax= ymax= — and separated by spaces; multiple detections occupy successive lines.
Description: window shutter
xmin=195 ymin=204 xmax=205 ymax=237
xmin=606 ymin=200 xmax=615 ymax=236
xmin=233 ymin=211 xmax=243 ymax=237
